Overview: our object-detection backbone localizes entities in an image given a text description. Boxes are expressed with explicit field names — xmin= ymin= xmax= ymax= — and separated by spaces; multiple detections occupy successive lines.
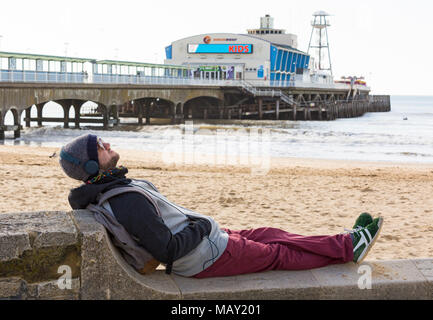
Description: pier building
xmin=164 ymin=15 xmax=311 ymax=86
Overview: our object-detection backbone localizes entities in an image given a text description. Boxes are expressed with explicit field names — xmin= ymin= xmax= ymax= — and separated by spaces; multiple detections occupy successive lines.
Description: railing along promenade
xmin=0 ymin=68 xmax=368 ymax=91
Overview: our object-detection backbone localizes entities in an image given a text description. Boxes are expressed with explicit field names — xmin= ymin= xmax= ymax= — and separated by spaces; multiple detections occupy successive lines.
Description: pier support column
xmin=292 ymin=106 xmax=297 ymax=121
xmin=14 ymin=123 xmax=20 ymax=139
xmin=0 ymin=111 xmax=3 ymax=140
xmin=326 ymin=105 xmax=331 ymax=120
xmin=239 ymin=107 xmax=242 ymax=120
xmin=318 ymin=105 xmax=322 ymax=121
xmin=227 ymin=109 xmax=232 ymax=120
xmin=188 ymin=107 xmax=193 ymax=119
xmin=25 ymin=107 xmax=31 ymax=127
xmin=137 ymin=101 xmax=144 ymax=125
xmin=275 ymin=99 xmax=280 ymax=120
xmin=145 ymin=102 xmax=151 ymax=125
xmin=203 ymin=108 xmax=208 ymax=120
xmin=178 ymin=103 xmax=184 ymax=124
xmin=258 ymin=98 xmax=263 ymax=120
xmin=0 ymin=112 xmax=4 ymax=140
xmin=111 ymin=105 xmax=119 ymax=126
xmin=11 ymin=109 xmax=20 ymax=139
xmin=36 ymin=104 xmax=44 ymax=127
xmin=58 ymin=101 xmax=71 ymax=129
xmin=179 ymin=103 xmax=184 ymax=118
xmin=73 ymin=102 xmax=81 ymax=129
xmin=103 ymin=108 xmax=109 ymax=129
xmin=64 ymin=107 xmax=70 ymax=128
xmin=171 ymin=104 xmax=177 ymax=125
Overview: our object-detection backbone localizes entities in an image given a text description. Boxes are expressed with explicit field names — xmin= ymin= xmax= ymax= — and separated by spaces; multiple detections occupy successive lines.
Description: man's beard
xmin=106 ymin=153 xmax=120 ymax=170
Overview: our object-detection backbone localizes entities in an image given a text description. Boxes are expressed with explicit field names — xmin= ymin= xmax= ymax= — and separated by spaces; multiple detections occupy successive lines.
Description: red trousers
xmin=194 ymin=227 xmax=354 ymax=279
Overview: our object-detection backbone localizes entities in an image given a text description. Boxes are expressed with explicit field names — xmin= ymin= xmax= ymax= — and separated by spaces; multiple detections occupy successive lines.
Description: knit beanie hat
xmin=59 ymin=134 xmax=99 ymax=181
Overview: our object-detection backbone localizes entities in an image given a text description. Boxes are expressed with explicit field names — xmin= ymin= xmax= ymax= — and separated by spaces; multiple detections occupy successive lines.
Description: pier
xmin=0 ymin=50 xmax=391 ymax=140
xmin=0 ymin=12 xmax=392 ymax=140
xmin=0 ymin=81 xmax=390 ymax=139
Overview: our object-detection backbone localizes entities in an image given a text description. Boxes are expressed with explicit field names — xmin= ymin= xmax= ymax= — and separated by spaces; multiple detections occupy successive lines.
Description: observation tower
xmin=307 ymin=11 xmax=333 ymax=76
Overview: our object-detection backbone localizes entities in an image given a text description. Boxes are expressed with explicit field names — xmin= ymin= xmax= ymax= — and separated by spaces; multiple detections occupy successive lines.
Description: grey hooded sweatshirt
xmin=70 ymin=175 xmax=228 ymax=277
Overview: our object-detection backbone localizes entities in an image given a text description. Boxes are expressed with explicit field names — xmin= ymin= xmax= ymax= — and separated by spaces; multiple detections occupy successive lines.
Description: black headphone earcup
xmin=84 ymin=160 xmax=99 ymax=175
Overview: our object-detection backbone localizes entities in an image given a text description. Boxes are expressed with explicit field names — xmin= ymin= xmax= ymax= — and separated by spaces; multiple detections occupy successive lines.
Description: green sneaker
xmin=351 ymin=217 xmax=384 ymax=264
xmin=353 ymin=212 xmax=373 ymax=230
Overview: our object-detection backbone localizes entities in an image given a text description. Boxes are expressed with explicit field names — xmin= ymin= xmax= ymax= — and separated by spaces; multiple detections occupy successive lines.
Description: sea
xmin=1 ymin=95 xmax=432 ymax=164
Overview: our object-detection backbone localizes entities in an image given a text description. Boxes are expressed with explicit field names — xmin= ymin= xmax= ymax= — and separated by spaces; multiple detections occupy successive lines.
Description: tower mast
xmin=307 ymin=11 xmax=333 ymax=76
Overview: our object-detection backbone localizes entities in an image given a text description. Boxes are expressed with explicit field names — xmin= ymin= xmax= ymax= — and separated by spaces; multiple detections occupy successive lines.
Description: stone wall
xmin=1 ymin=210 xmax=432 ymax=300
xmin=0 ymin=210 xmax=181 ymax=300
xmin=0 ymin=211 xmax=80 ymax=299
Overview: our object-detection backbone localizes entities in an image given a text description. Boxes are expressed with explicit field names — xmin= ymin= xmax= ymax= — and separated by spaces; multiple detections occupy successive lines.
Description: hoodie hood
xmin=68 ymin=174 xmax=131 ymax=210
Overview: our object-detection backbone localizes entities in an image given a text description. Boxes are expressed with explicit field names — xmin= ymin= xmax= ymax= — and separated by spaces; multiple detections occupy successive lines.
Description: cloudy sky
xmin=1 ymin=0 xmax=432 ymax=95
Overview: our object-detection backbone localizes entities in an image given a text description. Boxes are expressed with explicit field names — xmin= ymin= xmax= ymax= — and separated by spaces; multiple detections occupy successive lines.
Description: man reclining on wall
xmin=59 ymin=134 xmax=383 ymax=278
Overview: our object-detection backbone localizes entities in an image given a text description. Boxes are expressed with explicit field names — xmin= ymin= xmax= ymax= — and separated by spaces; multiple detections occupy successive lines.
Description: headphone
xmin=60 ymin=148 xmax=100 ymax=176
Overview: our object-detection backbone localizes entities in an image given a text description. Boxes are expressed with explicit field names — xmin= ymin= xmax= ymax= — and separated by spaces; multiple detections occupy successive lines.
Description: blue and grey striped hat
xmin=59 ymin=134 xmax=99 ymax=181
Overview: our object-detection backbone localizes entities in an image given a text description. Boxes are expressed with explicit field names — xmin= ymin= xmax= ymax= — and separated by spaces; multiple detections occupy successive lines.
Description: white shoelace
xmin=340 ymin=226 xmax=364 ymax=235
xmin=344 ymin=226 xmax=364 ymax=233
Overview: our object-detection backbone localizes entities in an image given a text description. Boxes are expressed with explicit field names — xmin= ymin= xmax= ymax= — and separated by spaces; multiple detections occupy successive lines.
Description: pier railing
xmin=369 ymin=95 xmax=391 ymax=105
xmin=0 ymin=69 xmax=369 ymax=92
xmin=241 ymin=81 xmax=297 ymax=105
xmin=0 ymin=69 xmax=86 ymax=83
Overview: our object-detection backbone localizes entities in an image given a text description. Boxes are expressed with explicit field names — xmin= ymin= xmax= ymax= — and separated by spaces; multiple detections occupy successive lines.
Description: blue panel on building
xmin=270 ymin=46 xmax=278 ymax=71
xmin=257 ymin=65 xmax=264 ymax=78
xmin=281 ymin=74 xmax=286 ymax=81
xmin=281 ymin=51 xmax=288 ymax=72
xmin=188 ymin=44 xmax=253 ymax=54
xmin=291 ymin=53 xmax=297 ymax=72
xmin=286 ymin=74 xmax=291 ymax=83
xmin=299 ymin=55 xmax=305 ymax=70
xmin=305 ymin=56 xmax=310 ymax=68
xmin=276 ymin=73 xmax=281 ymax=81
xmin=286 ymin=52 xmax=293 ymax=72
xmin=296 ymin=54 xmax=302 ymax=69
xmin=276 ymin=50 xmax=283 ymax=71
xmin=165 ymin=45 xmax=172 ymax=59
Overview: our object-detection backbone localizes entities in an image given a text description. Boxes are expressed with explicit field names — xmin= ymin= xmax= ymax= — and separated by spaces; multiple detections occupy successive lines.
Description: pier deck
xmin=0 ymin=82 xmax=390 ymax=139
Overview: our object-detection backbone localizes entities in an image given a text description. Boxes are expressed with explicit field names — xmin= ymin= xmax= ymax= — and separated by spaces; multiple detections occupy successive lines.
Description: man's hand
xmin=138 ymin=258 xmax=160 ymax=275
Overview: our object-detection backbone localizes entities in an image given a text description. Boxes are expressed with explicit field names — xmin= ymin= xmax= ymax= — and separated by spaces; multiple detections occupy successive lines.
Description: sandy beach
xmin=1 ymin=144 xmax=432 ymax=261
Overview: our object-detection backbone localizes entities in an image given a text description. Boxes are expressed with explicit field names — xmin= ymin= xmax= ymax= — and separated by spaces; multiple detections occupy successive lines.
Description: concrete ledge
xmin=1 ymin=210 xmax=432 ymax=300
xmin=70 ymin=210 xmax=181 ymax=300
xmin=171 ymin=259 xmax=433 ymax=300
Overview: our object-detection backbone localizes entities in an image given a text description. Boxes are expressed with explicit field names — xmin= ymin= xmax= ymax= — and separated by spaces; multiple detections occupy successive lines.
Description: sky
xmin=0 ymin=0 xmax=432 ymax=96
